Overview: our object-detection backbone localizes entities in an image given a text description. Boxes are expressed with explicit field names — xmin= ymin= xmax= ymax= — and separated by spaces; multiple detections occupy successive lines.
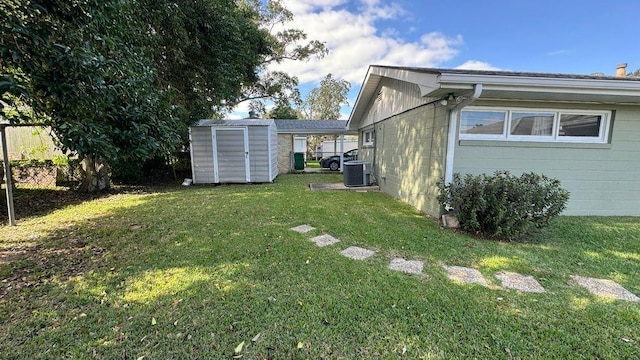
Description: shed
xmin=189 ymin=119 xmax=278 ymax=184
xmin=347 ymin=65 xmax=640 ymax=216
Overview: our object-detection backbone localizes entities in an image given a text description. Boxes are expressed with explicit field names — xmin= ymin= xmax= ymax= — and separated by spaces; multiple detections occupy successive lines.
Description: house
xmin=347 ymin=65 xmax=640 ymax=216
xmin=189 ymin=119 xmax=278 ymax=184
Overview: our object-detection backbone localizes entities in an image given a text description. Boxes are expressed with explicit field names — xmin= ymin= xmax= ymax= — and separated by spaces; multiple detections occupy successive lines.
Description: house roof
xmin=273 ymin=119 xmax=352 ymax=134
xmin=348 ymin=65 xmax=640 ymax=130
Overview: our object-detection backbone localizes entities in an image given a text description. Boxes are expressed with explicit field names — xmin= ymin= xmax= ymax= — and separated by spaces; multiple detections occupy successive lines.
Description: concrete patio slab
xmin=570 ymin=275 xmax=640 ymax=302
xmin=340 ymin=246 xmax=376 ymax=260
xmin=290 ymin=224 xmax=315 ymax=234
xmin=388 ymin=258 xmax=423 ymax=275
xmin=495 ymin=272 xmax=546 ymax=293
xmin=309 ymin=183 xmax=380 ymax=191
xmin=443 ymin=265 xmax=489 ymax=286
xmin=309 ymin=234 xmax=340 ymax=247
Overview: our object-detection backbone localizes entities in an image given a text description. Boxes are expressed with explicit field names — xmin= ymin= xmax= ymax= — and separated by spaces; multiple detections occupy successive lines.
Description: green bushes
xmin=438 ymin=171 xmax=569 ymax=239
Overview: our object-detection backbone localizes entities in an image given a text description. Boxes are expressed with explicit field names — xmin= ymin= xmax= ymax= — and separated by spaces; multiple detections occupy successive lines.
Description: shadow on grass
xmin=1 ymin=175 xmax=639 ymax=358
xmin=0 ymin=185 xmax=174 ymax=224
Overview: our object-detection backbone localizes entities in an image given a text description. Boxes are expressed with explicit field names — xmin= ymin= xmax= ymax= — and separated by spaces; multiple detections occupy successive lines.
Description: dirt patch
xmin=0 ymin=240 xmax=106 ymax=300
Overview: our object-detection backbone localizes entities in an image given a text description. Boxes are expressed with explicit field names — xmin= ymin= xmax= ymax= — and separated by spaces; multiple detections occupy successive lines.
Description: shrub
xmin=438 ymin=171 xmax=570 ymax=240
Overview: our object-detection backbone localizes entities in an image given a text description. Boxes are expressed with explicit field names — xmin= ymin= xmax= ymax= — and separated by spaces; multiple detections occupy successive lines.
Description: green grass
xmin=1 ymin=174 xmax=639 ymax=359
xmin=306 ymin=160 xmax=321 ymax=168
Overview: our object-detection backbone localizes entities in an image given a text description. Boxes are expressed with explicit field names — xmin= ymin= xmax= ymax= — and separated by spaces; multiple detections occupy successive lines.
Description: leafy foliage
xmin=264 ymin=100 xmax=300 ymax=119
xmin=438 ymin=171 xmax=570 ymax=239
xmin=137 ymin=0 xmax=272 ymax=122
xmin=1 ymin=0 xmax=182 ymax=191
xmin=301 ymin=73 xmax=350 ymax=119
xmin=238 ymin=0 xmax=328 ymax=108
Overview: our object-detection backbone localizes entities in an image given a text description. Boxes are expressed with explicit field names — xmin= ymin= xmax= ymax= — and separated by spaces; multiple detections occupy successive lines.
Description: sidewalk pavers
xmin=570 ymin=275 xmax=640 ymax=302
xmin=340 ymin=246 xmax=376 ymax=260
xmin=309 ymin=234 xmax=340 ymax=247
xmin=290 ymin=224 xmax=315 ymax=234
xmin=289 ymin=224 xmax=639 ymax=302
xmin=495 ymin=272 xmax=546 ymax=293
xmin=388 ymin=258 xmax=423 ymax=275
xmin=443 ymin=265 xmax=489 ymax=286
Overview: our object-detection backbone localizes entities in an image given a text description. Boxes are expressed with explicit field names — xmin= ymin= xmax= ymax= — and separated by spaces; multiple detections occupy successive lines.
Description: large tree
xmin=136 ymin=0 xmax=271 ymax=123
xmin=302 ymin=73 xmax=351 ymax=120
xmin=264 ymin=100 xmax=300 ymax=119
xmin=237 ymin=0 xmax=328 ymax=109
xmin=1 ymin=0 xmax=181 ymax=191
xmin=0 ymin=0 xmax=285 ymax=191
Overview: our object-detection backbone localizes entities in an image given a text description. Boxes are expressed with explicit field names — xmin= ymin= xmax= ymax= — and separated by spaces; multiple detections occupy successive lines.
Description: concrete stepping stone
xmin=443 ymin=265 xmax=489 ymax=286
xmin=309 ymin=234 xmax=340 ymax=247
xmin=290 ymin=224 xmax=315 ymax=234
xmin=340 ymin=246 xmax=376 ymax=260
xmin=495 ymin=272 xmax=546 ymax=293
xmin=570 ymin=275 xmax=640 ymax=302
xmin=388 ymin=258 xmax=423 ymax=275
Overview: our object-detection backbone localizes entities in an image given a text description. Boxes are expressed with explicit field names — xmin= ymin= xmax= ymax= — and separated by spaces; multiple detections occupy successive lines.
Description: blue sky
xmin=232 ymin=0 xmax=639 ymax=119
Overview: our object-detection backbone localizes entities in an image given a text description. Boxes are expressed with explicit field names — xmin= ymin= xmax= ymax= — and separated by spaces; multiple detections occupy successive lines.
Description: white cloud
xmin=455 ymin=60 xmax=502 ymax=71
xmin=270 ymin=0 xmax=465 ymax=85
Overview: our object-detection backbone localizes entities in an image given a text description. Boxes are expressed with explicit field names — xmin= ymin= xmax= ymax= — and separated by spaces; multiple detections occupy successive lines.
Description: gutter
xmin=444 ymin=84 xmax=483 ymax=184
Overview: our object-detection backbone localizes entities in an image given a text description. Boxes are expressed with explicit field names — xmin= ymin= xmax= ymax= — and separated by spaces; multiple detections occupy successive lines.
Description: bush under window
xmin=438 ymin=171 xmax=570 ymax=240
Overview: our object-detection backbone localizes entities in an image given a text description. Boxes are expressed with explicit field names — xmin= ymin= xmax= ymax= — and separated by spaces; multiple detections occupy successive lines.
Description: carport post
xmin=1 ymin=125 xmax=16 ymax=226
xmin=339 ymin=134 xmax=344 ymax=173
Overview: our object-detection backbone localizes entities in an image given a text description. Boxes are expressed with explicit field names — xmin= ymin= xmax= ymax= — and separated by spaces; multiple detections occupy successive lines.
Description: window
xmin=460 ymin=107 xmax=610 ymax=143
xmin=363 ymin=129 xmax=374 ymax=146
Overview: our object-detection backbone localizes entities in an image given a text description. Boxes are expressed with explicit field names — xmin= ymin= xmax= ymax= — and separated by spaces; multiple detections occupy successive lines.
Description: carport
xmin=273 ymin=120 xmax=357 ymax=173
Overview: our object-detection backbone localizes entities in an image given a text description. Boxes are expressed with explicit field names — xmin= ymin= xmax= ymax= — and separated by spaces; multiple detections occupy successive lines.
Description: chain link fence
xmin=1 ymin=160 xmax=82 ymax=188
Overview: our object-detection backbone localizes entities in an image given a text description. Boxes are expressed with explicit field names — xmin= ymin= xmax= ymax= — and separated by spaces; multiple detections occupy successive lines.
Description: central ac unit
xmin=343 ymin=161 xmax=372 ymax=187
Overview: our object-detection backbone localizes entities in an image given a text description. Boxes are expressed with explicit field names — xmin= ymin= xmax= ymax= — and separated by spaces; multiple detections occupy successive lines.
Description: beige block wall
xmin=277 ymin=134 xmax=293 ymax=174
xmin=361 ymin=103 xmax=449 ymax=217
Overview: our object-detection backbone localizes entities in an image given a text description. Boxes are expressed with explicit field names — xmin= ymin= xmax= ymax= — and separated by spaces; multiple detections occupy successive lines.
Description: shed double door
xmin=212 ymin=128 xmax=250 ymax=183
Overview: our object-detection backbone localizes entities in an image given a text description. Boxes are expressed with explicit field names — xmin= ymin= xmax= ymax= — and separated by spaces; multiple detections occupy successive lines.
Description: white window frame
xmin=459 ymin=106 xmax=610 ymax=144
xmin=363 ymin=129 xmax=374 ymax=146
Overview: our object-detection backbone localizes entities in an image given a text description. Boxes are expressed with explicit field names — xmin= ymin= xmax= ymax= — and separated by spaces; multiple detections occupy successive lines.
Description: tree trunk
xmin=78 ymin=156 xmax=111 ymax=192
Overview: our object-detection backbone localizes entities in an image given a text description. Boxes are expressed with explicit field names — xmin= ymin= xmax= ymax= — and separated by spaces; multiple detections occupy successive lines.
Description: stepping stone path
xmin=496 ymin=272 xmax=546 ymax=293
xmin=340 ymin=246 xmax=376 ymax=260
xmin=290 ymin=224 xmax=315 ymax=234
xmin=443 ymin=265 xmax=489 ymax=286
xmin=309 ymin=234 xmax=340 ymax=247
xmin=570 ymin=275 xmax=640 ymax=302
xmin=289 ymin=224 xmax=640 ymax=301
xmin=388 ymin=258 xmax=423 ymax=275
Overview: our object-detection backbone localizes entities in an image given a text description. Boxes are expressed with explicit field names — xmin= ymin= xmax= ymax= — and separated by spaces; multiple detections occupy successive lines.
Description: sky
xmin=231 ymin=0 xmax=640 ymax=119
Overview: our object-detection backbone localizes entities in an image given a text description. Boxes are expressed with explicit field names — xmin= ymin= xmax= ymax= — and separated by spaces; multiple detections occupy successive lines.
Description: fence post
xmin=1 ymin=125 xmax=16 ymax=226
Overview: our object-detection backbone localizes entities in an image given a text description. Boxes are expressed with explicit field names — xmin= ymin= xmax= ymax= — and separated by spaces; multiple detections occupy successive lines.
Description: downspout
xmin=444 ymin=84 xmax=483 ymax=184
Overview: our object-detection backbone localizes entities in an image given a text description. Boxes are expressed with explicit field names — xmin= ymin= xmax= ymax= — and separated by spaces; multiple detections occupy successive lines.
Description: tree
xmin=628 ymin=69 xmax=640 ymax=77
xmin=1 ymin=0 xmax=278 ymax=191
xmin=236 ymin=0 xmax=328 ymax=109
xmin=2 ymin=0 xmax=180 ymax=191
xmin=136 ymin=0 xmax=272 ymax=122
xmin=265 ymin=100 xmax=300 ymax=119
xmin=302 ymin=74 xmax=351 ymax=119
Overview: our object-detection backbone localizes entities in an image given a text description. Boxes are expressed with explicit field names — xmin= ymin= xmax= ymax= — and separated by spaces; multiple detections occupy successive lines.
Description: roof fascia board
xmin=438 ymin=73 xmax=640 ymax=94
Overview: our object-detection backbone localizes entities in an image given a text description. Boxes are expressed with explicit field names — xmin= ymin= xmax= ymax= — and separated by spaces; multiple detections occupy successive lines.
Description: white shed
xmin=189 ymin=119 xmax=278 ymax=184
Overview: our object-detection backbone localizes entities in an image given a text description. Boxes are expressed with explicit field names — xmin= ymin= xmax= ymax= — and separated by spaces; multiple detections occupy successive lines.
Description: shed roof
xmin=273 ymin=119 xmax=352 ymax=134
xmin=348 ymin=65 xmax=640 ymax=130
xmin=195 ymin=119 xmax=275 ymax=127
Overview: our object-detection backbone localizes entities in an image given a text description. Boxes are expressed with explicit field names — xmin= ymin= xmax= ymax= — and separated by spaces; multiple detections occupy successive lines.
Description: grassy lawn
xmin=1 ymin=174 xmax=639 ymax=359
